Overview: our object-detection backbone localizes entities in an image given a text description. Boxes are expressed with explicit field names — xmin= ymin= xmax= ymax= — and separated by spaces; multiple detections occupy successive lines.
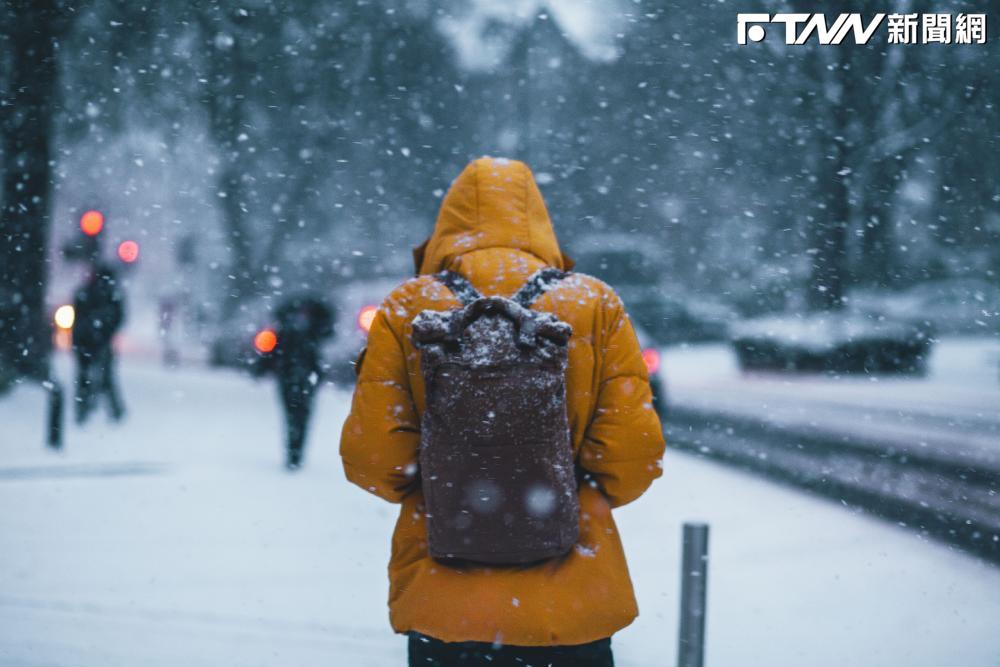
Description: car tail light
xmin=642 ymin=347 xmax=661 ymax=375
xmin=357 ymin=305 xmax=378 ymax=333
xmin=254 ymin=328 xmax=278 ymax=354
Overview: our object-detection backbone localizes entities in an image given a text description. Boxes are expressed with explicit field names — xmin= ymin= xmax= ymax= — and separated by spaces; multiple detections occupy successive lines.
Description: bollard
xmin=677 ymin=522 xmax=709 ymax=667
xmin=45 ymin=378 xmax=64 ymax=449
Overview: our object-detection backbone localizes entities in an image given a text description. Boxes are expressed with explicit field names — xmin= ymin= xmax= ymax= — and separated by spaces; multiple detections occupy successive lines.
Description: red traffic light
xmin=254 ymin=329 xmax=278 ymax=354
xmin=80 ymin=210 xmax=105 ymax=236
xmin=117 ymin=240 xmax=139 ymax=263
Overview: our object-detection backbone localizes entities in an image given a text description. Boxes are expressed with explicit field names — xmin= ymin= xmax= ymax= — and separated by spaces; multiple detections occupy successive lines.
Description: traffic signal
xmin=64 ymin=209 xmax=104 ymax=262
xmin=254 ymin=329 xmax=278 ymax=354
xmin=80 ymin=210 xmax=104 ymax=236
xmin=68 ymin=209 xmax=142 ymax=267
xmin=117 ymin=240 xmax=140 ymax=263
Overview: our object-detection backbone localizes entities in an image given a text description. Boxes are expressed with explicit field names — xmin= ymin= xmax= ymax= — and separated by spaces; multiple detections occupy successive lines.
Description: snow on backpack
xmin=411 ymin=268 xmax=579 ymax=564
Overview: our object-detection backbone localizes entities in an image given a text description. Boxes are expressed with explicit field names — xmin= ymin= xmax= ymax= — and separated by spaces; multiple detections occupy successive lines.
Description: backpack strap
xmin=512 ymin=268 xmax=568 ymax=308
xmin=434 ymin=270 xmax=482 ymax=307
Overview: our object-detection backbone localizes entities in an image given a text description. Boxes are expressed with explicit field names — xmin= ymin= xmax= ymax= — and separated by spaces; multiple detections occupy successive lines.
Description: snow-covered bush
xmin=731 ymin=311 xmax=933 ymax=375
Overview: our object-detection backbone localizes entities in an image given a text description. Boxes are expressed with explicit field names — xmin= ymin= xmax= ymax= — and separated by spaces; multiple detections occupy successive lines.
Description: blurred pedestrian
xmin=72 ymin=264 xmax=126 ymax=424
xmin=340 ymin=157 xmax=665 ymax=666
xmin=255 ymin=295 xmax=334 ymax=470
xmin=158 ymin=296 xmax=180 ymax=368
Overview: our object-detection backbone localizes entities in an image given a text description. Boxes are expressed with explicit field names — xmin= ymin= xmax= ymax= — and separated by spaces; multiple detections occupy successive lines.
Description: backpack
xmin=411 ymin=268 xmax=579 ymax=565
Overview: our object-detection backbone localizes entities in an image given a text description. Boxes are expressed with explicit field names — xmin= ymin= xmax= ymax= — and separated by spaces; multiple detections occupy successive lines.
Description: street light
xmin=54 ymin=305 xmax=75 ymax=330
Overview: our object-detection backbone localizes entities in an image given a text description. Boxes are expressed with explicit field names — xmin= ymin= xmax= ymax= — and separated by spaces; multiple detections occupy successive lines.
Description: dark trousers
xmin=74 ymin=346 xmax=124 ymax=423
xmin=408 ymin=633 xmax=613 ymax=667
xmin=279 ymin=376 xmax=317 ymax=461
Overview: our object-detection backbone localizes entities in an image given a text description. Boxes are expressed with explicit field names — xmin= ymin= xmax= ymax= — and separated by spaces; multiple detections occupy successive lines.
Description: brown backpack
xmin=411 ymin=268 xmax=579 ymax=565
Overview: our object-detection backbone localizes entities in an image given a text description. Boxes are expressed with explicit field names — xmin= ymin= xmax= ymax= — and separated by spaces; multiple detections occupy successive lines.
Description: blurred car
xmin=848 ymin=278 xmax=1000 ymax=334
xmin=325 ymin=276 xmax=406 ymax=385
xmin=644 ymin=293 xmax=735 ymax=344
xmin=569 ymin=232 xmax=735 ymax=345
xmin=207 ymin=297 xmax=275 ymax=370
xmin=206 ymin=278 xmax=404 ymax=383
xmin=632 ymin=321 xmax=668 ymax=419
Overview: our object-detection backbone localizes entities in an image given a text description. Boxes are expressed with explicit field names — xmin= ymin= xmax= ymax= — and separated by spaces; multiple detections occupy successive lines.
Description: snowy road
xmin=2 ymin=356 xmax=1000 ymax=666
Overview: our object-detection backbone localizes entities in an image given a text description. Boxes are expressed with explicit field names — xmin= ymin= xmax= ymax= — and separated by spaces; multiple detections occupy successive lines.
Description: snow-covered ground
xmin=1 ymin=354 xmax=999 ymax=666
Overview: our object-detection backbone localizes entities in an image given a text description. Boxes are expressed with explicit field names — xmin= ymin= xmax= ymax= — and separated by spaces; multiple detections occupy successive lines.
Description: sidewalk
xmin=0 ymin=358 xmax=998 ymax=665
xmin=616 ymin=451 xmax=1000 ymax=666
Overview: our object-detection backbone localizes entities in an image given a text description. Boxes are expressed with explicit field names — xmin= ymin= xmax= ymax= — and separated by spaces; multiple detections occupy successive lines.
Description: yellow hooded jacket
xmin=340 ymin=157 xmax=666 ymax=646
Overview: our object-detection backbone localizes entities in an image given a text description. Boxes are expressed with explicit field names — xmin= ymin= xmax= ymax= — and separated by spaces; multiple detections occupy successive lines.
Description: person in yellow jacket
xmin=340 ymin=156 xmax=665 ymax=666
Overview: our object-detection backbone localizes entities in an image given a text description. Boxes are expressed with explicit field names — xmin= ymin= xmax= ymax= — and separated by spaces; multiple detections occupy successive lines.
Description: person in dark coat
xmin=255 ymin=296 xmax=334 ymax=469
xmin=72 ymin=264 xmax=126 ymax=424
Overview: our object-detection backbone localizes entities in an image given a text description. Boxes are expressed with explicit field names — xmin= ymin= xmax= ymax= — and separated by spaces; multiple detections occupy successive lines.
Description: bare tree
xmin=0 ymin=0 xmax=72 ymax=382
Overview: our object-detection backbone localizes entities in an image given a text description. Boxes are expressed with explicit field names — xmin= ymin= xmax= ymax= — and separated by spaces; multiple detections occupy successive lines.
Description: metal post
xmin=45 ymin=377 xmax=63 ymax=449
xmin=677 ymin=522 xmax=710 ymax=667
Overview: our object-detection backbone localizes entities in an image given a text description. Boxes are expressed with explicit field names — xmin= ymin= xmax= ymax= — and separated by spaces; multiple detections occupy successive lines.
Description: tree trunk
xmin=808 ymin=153 xmax=850 ymax=310
xmin=513 ymin=27 xmax=532 ymax=164
xmin=202 ymin=7 xmax=257 ymax=316
xmin=857 ymin=157 xmax=900 ymax=288
xmin=807 ymin=48 xmax=853 ymax=311
xmin=0 ymin=0 xmax=63 ymax=381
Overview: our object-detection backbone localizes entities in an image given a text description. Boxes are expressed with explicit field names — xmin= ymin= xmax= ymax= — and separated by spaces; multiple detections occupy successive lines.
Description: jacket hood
xmin=414 ymin=157 xmax=572 ymax=275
